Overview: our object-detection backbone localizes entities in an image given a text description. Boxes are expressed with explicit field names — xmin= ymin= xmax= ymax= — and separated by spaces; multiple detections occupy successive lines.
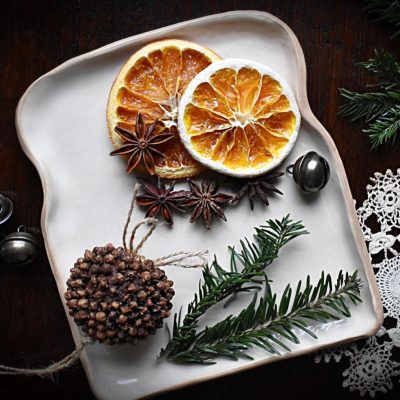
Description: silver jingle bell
xmin=287 ymin=151 xmax=330 ymax=193
xmin=0 ymin=194 xmax=13 ymax=225
xmin=0 ymin=225 xmax=40 ymax=266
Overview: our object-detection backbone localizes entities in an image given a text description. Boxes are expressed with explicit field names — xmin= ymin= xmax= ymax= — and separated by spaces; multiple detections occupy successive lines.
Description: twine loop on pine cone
xmin=124 ymin=183 xmax=208 ymax=266
xmin=124 ymin=184 xmax=157 ymax=254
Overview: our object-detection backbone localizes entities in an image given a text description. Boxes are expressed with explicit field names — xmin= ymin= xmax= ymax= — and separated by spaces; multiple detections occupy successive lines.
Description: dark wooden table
xmin=1 ymin=1 xmax=398 ymax=399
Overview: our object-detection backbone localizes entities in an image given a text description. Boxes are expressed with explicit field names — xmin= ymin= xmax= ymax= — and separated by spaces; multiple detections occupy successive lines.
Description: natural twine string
xmin=154 ymin=250 xmax=208 ymax=268
xmin=0 ymin=339 xmax=89 ymax=377
xmin=0 ymin=183 xmax=207 ymax=377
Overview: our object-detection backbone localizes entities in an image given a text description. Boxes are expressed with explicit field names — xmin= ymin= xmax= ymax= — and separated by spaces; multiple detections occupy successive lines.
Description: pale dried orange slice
xmin=178 ymin=59 xmax=301 ymax=177
xmin=107 ymin=39 xmax=221 ymax=178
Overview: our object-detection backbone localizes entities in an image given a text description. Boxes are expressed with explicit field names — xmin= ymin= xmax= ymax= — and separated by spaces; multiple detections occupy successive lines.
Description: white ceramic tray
xmin=16 ymin=10 xmax=383 ymax=400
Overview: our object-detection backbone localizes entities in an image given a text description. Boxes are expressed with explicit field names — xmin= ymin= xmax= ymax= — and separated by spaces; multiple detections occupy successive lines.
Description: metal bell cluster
xmin=287 ymin=151 xmax=330 ymax=193
xmin=0 ymin=194 xmax=40 ymax=266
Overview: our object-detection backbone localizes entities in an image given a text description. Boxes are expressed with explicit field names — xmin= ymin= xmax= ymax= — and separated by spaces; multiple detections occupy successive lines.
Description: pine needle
xmin=338 ymin=49 xmax=400 ymax=148
xmin=364 ymin=0 xmax=400 ymax=38
xmin=338 ymin=89 xmax=400 ymax=122
xmin=356 ymin=48 xmax=400 ymax=90
xmin=365 ymin=105 xmax=400 ymax=147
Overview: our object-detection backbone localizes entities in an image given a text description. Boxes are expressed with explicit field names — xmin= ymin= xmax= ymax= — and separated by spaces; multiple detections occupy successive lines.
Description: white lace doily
xmin=314 ymin=169 xmax=400 ymax=397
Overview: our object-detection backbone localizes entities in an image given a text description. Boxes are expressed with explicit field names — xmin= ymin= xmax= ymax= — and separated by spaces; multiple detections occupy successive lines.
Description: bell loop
xmin=17 ymin=225 xmax=27 ymax=233
xmin=286 ymin=164 xmax=294 ymax=175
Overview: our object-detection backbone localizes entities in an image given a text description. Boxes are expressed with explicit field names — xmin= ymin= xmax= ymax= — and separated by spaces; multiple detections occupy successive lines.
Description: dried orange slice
xmin=107 ymin=39 xmax=221 ymax=178
xmin=178 ymin=59 xmax=301 ymax=177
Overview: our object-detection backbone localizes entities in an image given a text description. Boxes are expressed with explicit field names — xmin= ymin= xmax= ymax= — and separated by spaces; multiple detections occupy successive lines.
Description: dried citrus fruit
xmin=178 ymin=59 xmax=301 ymax=177
xmin=107 ymin=39 xmax=221 ymax=178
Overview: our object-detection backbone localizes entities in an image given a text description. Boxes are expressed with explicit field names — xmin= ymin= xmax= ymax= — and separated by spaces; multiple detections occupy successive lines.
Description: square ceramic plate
xmin=16 ymin=10 xmax=383 ymax=400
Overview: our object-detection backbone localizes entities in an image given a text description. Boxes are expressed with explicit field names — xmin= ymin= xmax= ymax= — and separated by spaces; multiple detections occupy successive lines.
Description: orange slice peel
xmin=107 ymin=39 xmax=221 ymax=178
xmin=178 ymin=59 xmax=301 ymax=177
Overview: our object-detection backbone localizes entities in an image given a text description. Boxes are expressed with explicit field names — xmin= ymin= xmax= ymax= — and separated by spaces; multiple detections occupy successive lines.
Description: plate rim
xmin=15 ymin=9 xmax=384 ymax=400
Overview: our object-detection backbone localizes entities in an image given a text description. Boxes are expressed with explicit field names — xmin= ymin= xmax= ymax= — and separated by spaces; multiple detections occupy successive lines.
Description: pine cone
xmin=64 ymin=243 xmax=174 ymax=344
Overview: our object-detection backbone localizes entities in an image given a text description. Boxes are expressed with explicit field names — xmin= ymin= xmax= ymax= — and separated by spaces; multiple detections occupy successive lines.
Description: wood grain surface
xmin=0 ymin=1 xmax=398 ymax=399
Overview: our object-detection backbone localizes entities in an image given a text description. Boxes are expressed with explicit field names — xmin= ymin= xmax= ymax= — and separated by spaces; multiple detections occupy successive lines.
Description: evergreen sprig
xmin=338 ymin=49 xmax=400 ymax=148
xmin=233 ymin=215 xmax=308 ymax=273
xmin=365 ymin=105 xmax=400 ymax=147
xmin=357 ymin=48 xmax=400 ymax=90
xmin=338 ymin=89 xmax=400 ymax=122
xmin=165 ymin=270 xmax=362 ymax=364
xmin=365 ymin=0 xmax=400 ymax=38
xmin=160 ymin=216 xmax=307 ymax=358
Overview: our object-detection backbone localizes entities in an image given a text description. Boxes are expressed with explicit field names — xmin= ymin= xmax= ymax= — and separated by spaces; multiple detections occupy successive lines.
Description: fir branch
xmin=356 ymin=48 xmax=400 ymax=90
xmin=342 ymin=3 xmax=400 ymax=146
xmin=338 ymin=89 xmax=400 ymax=122
xmin=364 ymin=0 xmax=400 ymax=38
xmin=364 ymin=105 xmax=400 ymax=147
xmin=232 ymin=215 xmax=307 ymax=273
xmin=166 ymin=270 xmax=362 ymax=364
xmin=338 ymin=49 xmax=400 ymax=148
xmin=160 ymin=216 xmax=307 ymax=358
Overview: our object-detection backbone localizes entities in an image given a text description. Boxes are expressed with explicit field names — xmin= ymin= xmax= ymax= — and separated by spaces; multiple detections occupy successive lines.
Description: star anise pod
xmin=136 ymin=177 xmax=189 ymax=224
xmin=231 ymin=171 xmax=284 ymax=210
xmin=110 ymin=113 xmax=174 ymax=175
xmin=184 ymin=179 xmax=232 ymax=230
